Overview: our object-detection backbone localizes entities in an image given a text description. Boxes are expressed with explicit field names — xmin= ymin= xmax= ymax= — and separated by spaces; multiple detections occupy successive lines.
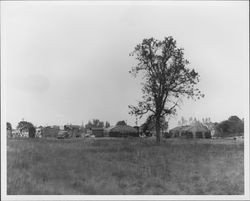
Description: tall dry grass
xmin=7 ymin=137 xmax=244 ymax=195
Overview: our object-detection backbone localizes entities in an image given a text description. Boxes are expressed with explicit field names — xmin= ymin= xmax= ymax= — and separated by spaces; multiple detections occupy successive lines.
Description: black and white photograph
xmin=1 ymin=1 xmax=249 ymax=200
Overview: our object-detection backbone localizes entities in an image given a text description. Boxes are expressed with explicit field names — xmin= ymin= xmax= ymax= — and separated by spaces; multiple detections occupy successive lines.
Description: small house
xmin=11 ymin=128 xmax=29 ymax=138
xmin=12 ymin=129 xmax=21 ymax=138
xmin=19 ymin=127 xmax=29 ymax=138
xmin=92 ymin=128 xmax=104 ymax=137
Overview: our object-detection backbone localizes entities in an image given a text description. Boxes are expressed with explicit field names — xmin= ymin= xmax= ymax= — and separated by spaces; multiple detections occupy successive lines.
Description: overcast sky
xmin=1 ymin=1 xmax=249 ymax=128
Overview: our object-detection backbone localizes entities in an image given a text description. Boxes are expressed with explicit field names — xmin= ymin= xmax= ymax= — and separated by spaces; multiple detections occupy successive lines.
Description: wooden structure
xmin=105 ymin=125 xmax=139 ymax=137
xmin=92 ymin=128 xmax=104 ymax=137
xmin=169 ymin=122 xmax=211 ymax=139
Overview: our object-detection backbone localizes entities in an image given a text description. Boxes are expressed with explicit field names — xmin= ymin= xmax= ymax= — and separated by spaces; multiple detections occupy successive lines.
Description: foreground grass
xmin=7 ymin=137 xmax=244 ymax=195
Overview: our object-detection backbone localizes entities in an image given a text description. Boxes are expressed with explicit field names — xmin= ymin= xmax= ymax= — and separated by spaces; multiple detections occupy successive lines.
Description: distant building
xmin=11 ymin=128 xmax=29 ymax=138
xmin=105 ymin=125 xmax=139 ymax=137
xmin=64 ymin=125 xmax=81 ymax=137
xmin=92 ymin=128 xmax=104 ymax=137
xmin=19 ymin=126 xmax=29 ymax=138
xmin=35 ymin=127 xmax=43 ymax=138
xmin=12 ymin=129 xmax=21 ymax=138
xmin=169 ymin=122 xmax=211 ymax=139
xmin=86 ymin=128 xmax=92 ymax=136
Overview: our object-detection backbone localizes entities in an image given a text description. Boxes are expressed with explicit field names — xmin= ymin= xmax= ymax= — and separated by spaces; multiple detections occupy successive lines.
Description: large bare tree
xmin=129 ymin=37 xmax=204 ymax=143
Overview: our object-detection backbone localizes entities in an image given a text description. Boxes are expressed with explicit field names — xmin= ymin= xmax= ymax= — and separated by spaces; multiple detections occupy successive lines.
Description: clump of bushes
xmin=215 ymin=116 xmax=244 ymax=137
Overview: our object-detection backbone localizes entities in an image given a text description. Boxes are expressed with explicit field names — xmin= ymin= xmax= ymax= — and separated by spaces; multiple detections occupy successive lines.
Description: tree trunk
xmin=155 ymin=115 xmax=161 ymax=144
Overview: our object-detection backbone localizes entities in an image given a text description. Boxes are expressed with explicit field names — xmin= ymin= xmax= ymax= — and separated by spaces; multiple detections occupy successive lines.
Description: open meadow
xmin=7 ymin=137 xmax=244 ymax=195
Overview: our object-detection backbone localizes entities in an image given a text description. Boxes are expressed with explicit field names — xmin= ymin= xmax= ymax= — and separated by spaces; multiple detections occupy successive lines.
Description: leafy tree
xmin=17 ymin=121 xmax=34 ymax=130
xmin=105 ymin=121 xmax=111 ymax=128
xmin=17 ymin=120 xmax=36 ymax=138
xmin=216 ymin=115 xmax=244 ymax=136
xmin=142 ymin=115 xmax=168 ymax=133
xmin=228 ymin=116 xmax=241 ymax=122
xmin=28 ymin=127 xmax=36 ymax=138
xmin=7 ymin=122 xmax=12 ymax=130
xmin=93 ymin=119 xmax=104 ymax=128
xmin=129 ymin=37 xmax=203 ymax=143
xmin=116 ymin=120 xmax=127 ymax=126
xmin=85 ymin=119 xmax=104 ymax=129
xmin=94 ymin=119 xmax=102 ymax=127
xmin=85 ymin=120 xmax=93 ymax=129
xmin=202 ymin=117 xmax=211 ymax=124
xmin=141 ymin=115 xmax=155 ymax=133
xmin=218 ymin=121 xmax=230 ymax=133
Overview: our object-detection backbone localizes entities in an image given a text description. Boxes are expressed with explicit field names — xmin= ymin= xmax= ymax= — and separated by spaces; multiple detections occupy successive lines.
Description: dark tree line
xmin=85 ymin=119 xmax=111 ymax=129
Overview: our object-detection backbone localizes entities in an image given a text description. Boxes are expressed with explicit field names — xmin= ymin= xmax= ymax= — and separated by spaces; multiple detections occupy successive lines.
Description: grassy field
xmin=7 ymin=137 xmax=244 ymax=195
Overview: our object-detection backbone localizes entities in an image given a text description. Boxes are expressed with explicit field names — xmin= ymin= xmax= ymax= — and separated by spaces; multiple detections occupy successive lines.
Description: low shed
xmin=170 ymin=122 xmax=211 ymax=139
xmin=92 ymin=128 xmax=104 ymax=137
xmin=106 ymin=125 xmax=139 ymax=137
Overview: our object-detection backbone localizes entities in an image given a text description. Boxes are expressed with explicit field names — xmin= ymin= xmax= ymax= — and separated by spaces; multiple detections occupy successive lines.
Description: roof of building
xmin=170 ymin=122 xmax=210 ymax=133
xmin=105 ymin=125 xmax=137 ymax=134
